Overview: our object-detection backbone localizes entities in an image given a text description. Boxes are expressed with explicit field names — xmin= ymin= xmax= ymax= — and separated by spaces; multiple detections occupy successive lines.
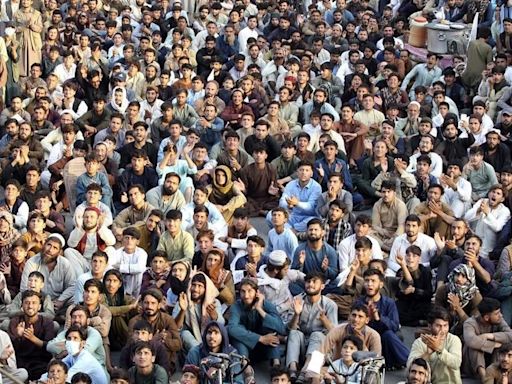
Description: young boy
xmin=76 ymin=153 xmax=113 ymax=208
xmin=3 ymin=239 xmax=29 ymax=297
xmin=21 ymin=211 xmax=49 ymax=257
xmin=119 ymin=319 xmax=170 ymax=372
xmin=395 ymin=245 xmax=433 ymax=326
xmin=266 ymin=207 xmax=298 ymax=257
xmin=128 ymin=341 xmax=168 ymax=384
xmin=1 ymin=271 xmax=55 ymax=328
xmin=109 ymin=228 xmax=148 ymax=297
xmin=324 ymin=335 xmax=364 ymax=384
xmin=140 ymin=250 xmax=171 ymax=296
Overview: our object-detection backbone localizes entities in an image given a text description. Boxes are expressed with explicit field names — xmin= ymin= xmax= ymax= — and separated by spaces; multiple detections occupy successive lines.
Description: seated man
xmin=286 ymin=272 xmax=338 ymax=382
xmin=0 ymin=329 xmax=29 ymax=384
xmin=439 ymin=159 xmax=472 ymax=218
xmin=463 ymin=298 xmax=512 ymax=382
xmin=157 ymin=210 xmax=194 ymax=263
xmin=406 ymin=135 xmax=443 ymax=179
xmin=484 ymin=343 xmax=512 ymax=384
xmin=146 ymin=172 xmax=186 ymax=216
xmin=291 ymin=218 xmax=339 ymax=296
xmin=65 ymin=207 xmax=116 ymax=277
xmin=372 ymin=180 xmax=407 ymax=252
xmin=316 ymin=172 xmax=353 ymax=218
xmin=355 ymin=269 xmax=410 ymax=370
xmin=8 ymin=290 xmax=57 ymax=380
xmin=318 ymin=303 xmax=382 ymax=372
xmin=394 ymin=245 xmax=433 ymax=326
xmin=75 ymin=153 xmax=113 ymax=209
xmin=408 ymin=306 xmax=462 ymax=384
xmin=387 ymin=214 xmax=437 ymax=277
xmin=463 ymin=146 xmax=498 ymax=202
xmin=21 ymin=235 xmax=76 ymax=314
xmin=270 ymin=140 xmax=300 ymax=189
xmin=47 ymin=305 xmax=107 ymax=369
xmin=109 ymin=228 xmax=148 ymax=297
xmin=172 ymin=272 xmax=223 ymax=352
xmin=128 ymin=341 xmax=168 ymax=384
xmin=227 ymin=278 xmax=287 ymax=367
xmin=414 ymin=184 xmax=455 ymax=239
xmin=112 ymin=184 xmax=155 ymax=241
xmin=181 ymin=187 xmax=226 ymax=233
xmin=232 ymin=235 xmax=265 ymax=282
xmin=239 ymin=144 xmax=280 ymax=217
xmin=277 ymin=161 xmax=322 ymax=232
xmin=321 ymin=200 xmax=352 ymax=252
xmin=128 ymin=289 xmax=182 ymax=365
xmin=74 ymin=251 xmax=110 ymax=304
xmin=42 ymin=325 xmax=108 ymax=384
xmin=465 ymin=184 xmax=510 ymax=258
xmin=119 ymin=319 xmax=170 ymax=372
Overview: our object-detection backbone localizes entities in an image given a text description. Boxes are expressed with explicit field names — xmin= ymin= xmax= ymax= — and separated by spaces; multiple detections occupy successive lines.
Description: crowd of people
xmin=1 ymin=0 xmax=512 ymax=383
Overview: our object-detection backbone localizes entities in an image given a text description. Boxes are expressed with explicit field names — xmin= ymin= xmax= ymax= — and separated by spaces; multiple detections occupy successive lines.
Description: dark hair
xmin=133 ymin=319 xmax=154 ymax=333
xmin=307 ymin=218 xmax=323 ymax=228
xmin=91 ymin=250 xmax=108 ymax=263
xmin=71 ymin=373 xmax=92 ymax=384
xmin=405 ymin=214 xmax=421 ymax=225
xmin=427 ymin=305 xmax=451 ymax=324
xmin=410 ymin=357 xmax=429 ymax=370
xmin=406 ymin=245 xmax=422 ymax=257
xmin=270 ymin=367 xmax=290 ymax=380
xmin=305 ymin=271 xmax=326 ymax=283
xmin=65 ymin=324 xmax=88 ymax=341
xmin=47 ymin=359 xmax=68 ymax=373
xmin=363 ymin=268 xmax=384 ymax=282
xmin=355 ymin=214 xmax=371 ymax=226
xmin=428 ymin=183 xmax=444 ymax=195
xmin=350 ymin=302 xmax=369 ymax=316
xmin=83 ymin=278 xmax=103 ymax=293
xmin=380 ymin=179 xmax=395 ymax=191
xmin=70 ymin=305 xmax=91 ymax=318
xmin=166 ymin=209 xmax=182 ymax=221
xmin=133 ymin=340 xmax=154 ymax=355
xmin=21 ymin=289 xmax=42 ymax=303
xmin=341 ymin=335 xmax=364 ymax=351
xmin=123 ymin=227 xmax=141 ymax=240
xmin=355 ymin=237 xmax=372 ymax=250
xmin=28 ymin=270 xmax=45 ymax=282
xmin=478 ymin=297 xmax=501 ymax=316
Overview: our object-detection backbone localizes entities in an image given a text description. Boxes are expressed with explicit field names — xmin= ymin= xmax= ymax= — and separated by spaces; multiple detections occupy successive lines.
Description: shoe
xmin=289 ymin=370 xmax=298 ymax=383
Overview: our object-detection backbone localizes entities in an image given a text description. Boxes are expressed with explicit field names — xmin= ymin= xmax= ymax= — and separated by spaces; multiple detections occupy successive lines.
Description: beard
xmin=162 ymin=185 xmax=175 ymax=196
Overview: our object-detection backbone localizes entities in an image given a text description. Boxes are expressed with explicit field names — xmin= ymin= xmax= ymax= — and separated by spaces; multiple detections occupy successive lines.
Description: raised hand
xmin=178 ymin=292 xmax=188 ymax=311
xmin=293 ymin=296 xmax=304 ymax=315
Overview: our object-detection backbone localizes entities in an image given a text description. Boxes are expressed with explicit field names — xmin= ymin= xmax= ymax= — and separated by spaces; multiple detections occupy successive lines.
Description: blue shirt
xmin=279 ymin=179 xmax=322 ymax=218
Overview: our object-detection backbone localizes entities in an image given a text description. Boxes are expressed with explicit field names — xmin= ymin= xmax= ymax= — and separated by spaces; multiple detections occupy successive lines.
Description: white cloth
xmin=108 ymin=247 xmax=148 ymax=296
xmin=386 ymin=233 xmax=437 ymax=276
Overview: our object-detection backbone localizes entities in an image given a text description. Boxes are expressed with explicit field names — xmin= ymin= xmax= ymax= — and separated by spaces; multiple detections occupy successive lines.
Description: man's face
xmin=489 ymin=188 xmax=505 ymax=207
xmin=486 ymin=133 xmax=500 ymax=149
xmin=163 ymin=176 xmax=180 ymax=195
xmin=255 ymin=125 xmax=268 ymax=140
xmin=193 ymin=212 xmax=208 ymax=228
xmin=83 ymin=210 xmax=99 ymax=230
xmin=500 ymin=350 xmax=512 ymax=371
xmin=190 ymin=281 xmax=206 ymax=301
xmin=305 ymin=277 xmax=324 ymax=296
xmin=408 ymin=364 xmax=428 ymax=384
xmin=42 ymin=240 xmax=61 ymax=262
xmin=128 ymin=187 xmax=145 ymax=207
xmin=429 ymin=318 xmax=449 ymax=339
xmin=427 ymin=187 xmax=442 ymax=202
xmin=473 ymin=105 xmax=486 ymax=117
xmin=205 ymin=326 xmax=223 ymax=350
xmin=350 ymin=309 xmax=369 ymax=330
xmin=131 ymin=156 xmax=145 ymax=173
xmin=405 ymin=220 xmax=419 ymax=238
xmin=48 ymin=364 xmax=67 ymax=384
xmin=502 ymin=172 xmax=512 ymax=187
xmin=83 ymin=285 xmax=101 ymax=306
xmin=419 ymin=137 xmax=433 ymax=153
xmin=22 ymin=294 xmax=41 ymax=317
xmin=381 ymin=188 xmax=395 ymax=203
xmin=486 ymin=309 xmax=504 ymax=325
xmin=71 ymin=310 xmax=88 ymax=327
xmin=142 ymin=295 xmax=160 ymax=316
xmin=464 ymin=237 xmax=481 ymax=254
xmin=297 ymin=165 xmax=313 ymax=183
xmin=240 ymin=284 xmax=257 ymax=307
xmin=364 ymin=274 xmax=383 ymax=297
xmin=134 ymin=348 xmax=154 ymax=369
xmin=307 ymin=223 xmax=323 ymax=242
xmin=181 ymin=372 xmax=199 ymax=384
xmin=469 ymin=152 xmax=483 ymax=167
xmin=271 ymin=374 xmax=291 ymax=384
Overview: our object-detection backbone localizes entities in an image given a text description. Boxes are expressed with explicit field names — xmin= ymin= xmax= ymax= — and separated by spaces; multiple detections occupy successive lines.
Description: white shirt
xmin=407 ymin=152 xmax=444 ymax=178
xmin=465 ymin=199 xmax=511 ymax=258
xmin=108 ymin=247 xmax=148 ymax=296
xmin=53 ymin=63 xmax=77 ymax=85
xmin=441 ymin=177 xmax=472 ymax=215
xmin=336 ymin=234 xmax=383 ymax=286
xmin=238 ymin=26 xmax=259 ymax=53
xmin=386 ymin=233 xmax=437 ymax=276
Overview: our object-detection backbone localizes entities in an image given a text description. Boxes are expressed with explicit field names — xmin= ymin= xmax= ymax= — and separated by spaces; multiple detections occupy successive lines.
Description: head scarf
xmin=199 ymin=321 xmax=235 ymax=358
xmin=201 ymin=249 xmax=229 ymax=289
xmin=210 ymin=165 xmax=235 ymax=204
xmin=447 ymin=264 xmax=478 ymax=309
xmin=186 ymin=272 xmax=220 ymax=341
xmin=110 ymin=86 xmax=129 ymax=114
xmin=169 ymin=260 xmax=191 ymax=296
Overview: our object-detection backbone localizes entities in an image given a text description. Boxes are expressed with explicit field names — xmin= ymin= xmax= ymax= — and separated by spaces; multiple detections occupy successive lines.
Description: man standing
xmin=408 ymin=306 xmax=462 ymax=383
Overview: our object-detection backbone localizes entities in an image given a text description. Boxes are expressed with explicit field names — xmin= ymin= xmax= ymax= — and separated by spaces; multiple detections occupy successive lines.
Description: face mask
xmin=65 ymin=340 xmax=81 ymax=356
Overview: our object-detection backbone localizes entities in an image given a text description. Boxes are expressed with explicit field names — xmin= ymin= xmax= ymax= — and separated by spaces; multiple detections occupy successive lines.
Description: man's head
xmin=270 ymin=367 xmax=291 ymax=384
xmin=349 ymin=302 xmax=370 ymax=330
xmin=407 ymin=358 xmax=431 ymax=384
xmin=83 ymin=279 xmax=102 ymax=307
xmin=304 ymin=271 xmax=325 ymax=297
xmin=65 ymin=324 xmax=87 ymax=356
xmin=141 ymin=289 xmax=163 ymax=317
xmin=132 ymin=341 xmax=155 ymax=369
xmin=363 ymin=268 xmax=384 ymax=298
xmin=239 ymin=278 xmax=259 ymax=308
xmin=427 ymin=306 xmax=450 ymax=339
xmin=21 ymin=289 xmax=42 ymax=317
xmin=479 ymin=298 xmax=503 ymax=325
